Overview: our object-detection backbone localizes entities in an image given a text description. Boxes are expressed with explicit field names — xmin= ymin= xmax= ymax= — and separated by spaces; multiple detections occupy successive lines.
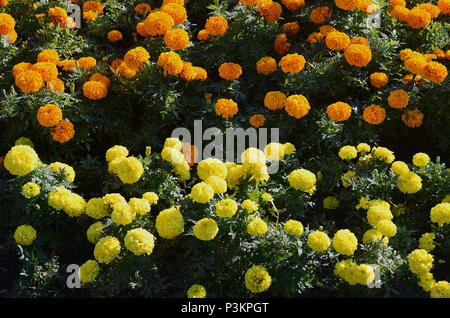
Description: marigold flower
xmin=15 ymin=70 xmax=44 ymax=93
xmin=37 ymin=49 xmax=60 ymax=65
xmin=402 ymin=108 xmax=423 ymax=128
xmin=274 ymin=33 xmax=290 ymax=55
xmin=422 ymin=61 xmax=447 ymax=83
xmin=282 ymin=22 xmax=300 ymax=36
xmin=240 ymin=0 xmax=259 ymax=5
xmin=327 ymin=102 xmax=352 ymax=121
xmin=215 ymin=98 xmax=238 ymax=119
xmin=388 ymin=89 xmax=409 ymax=109
xmin=430 ymin=203 xmax=450 ymax=226
xmin=12 ymin=62 xmax=32 ymax=78
xmin=48 ymin=7 xmax=68 ymax=27
xmin=344 ymin=44 xmax=372 ymax=67
xmin=281 ymin=0 xmax=305 ymax=10
xmin=247 ymin=216 xmax=268 ymax=236
xmin=278 ymin=53 xmax=306 ymax=74
xmin=284 ymin=220 xmax=304 ymax=236
xmin=335 ymin=0 xmax=359 ymax=11
xmin=325 ymin=31 xmax=350 ymax=51
xmin=14 ymin=225 xmax=37 ymax=246
xmin=397 ymin=171 xmax=422 ymax=194
xmin=187 ymin=285 xmax=206 ymax=298
xmin=245 ymin=265 xmax=271 ymax=293
xmin=90 ymin=73 xmax=110 ymax=88
xmin=143 ymin=11 xmax=174 ymax=36
xmin=78 ymin=57 xmax=97 ymax=69
xmin=193 ymin=218 xmax=219 ymax=241
xmin=83 ymin=11 xmax=97 ymax=21
xmin=83 ymin=81 xmax=108 ymax=100
xmin=370 ymin=72 xmax=389 ymax=88
xmin=308 ymin=231 xmax=331 ymax=251
xmin=391 ymin=5 xmax=410 ymax=21
xmin=285 ymin=94 xmax=310 ymax=119
xmin=350 ymin=37 xmax=370 ymax=46
xmin=37 ymin=104 xmax=63 ymax=127
xmin=193 ymin=66 xmax=207 ymax=81
xmin=135 ymin=3 xmax=151 ymax=15
xmin=310 ymin=6 xmax=332 ymax=24
xmin=390 ymin=0 xmax=406 ymax=7
xmin=438 ymin=0 xmax=450 ymax=14
xmin=107 ymin=30 xmax=122 ymax=42
xmin=4 ymin=145 xmax=39 ymax=176
xmin=205 ymin=16 xmax=228 ymax=36
xmin=46 ymin=78 xmax=65 ymax=92
xmin=404 ymin=54 xmax=427 ymax=74
xmin=125 ymin=228 xmax=155 ymax=255
xmin=51 ymin=120 xmax=75 ymax=143
xmin=288 ymin=168 xmax=316 ymax=194
xmin=118 ymin=62 xmax=139 ymax=78
xmin=407 ymin=7 xmax=431 ymax=29
xmin=258 ymin=0 xmax=283 ymax=22
xmin=179 ymin=62 xmax=197 ymax=81
xmin=249 ymin=114 xmax=266 ymax=127
xmin=362 ymin=105 xmax=386 ymax=124
xmin=307 ymin=32 xmax=324 ymax=44
xmin=264 ymin=91 xmax=287 ymax=110
xmin=83 ymin=1 xmax=103 ymax=14
xmin=160 ymin=3 xmax=187 ymax=25
xmin=218 ymin=63 xmax=243 ymax=81
xmin=333 ymin=229 xmax=358 ymax=255
xmin=79 ymin=260 xmax=100 ymax=283
xmin=124 ymin=46 xmax=150 ymax=69
xmin=31 ymin=62 xmax=58 ymax=82
xmin=418 ymin=3 xmax=441 ymax=18
xmin=94 ymin=236 xmax=121 ymax=264
xmin=58 ymin=60 xmax=77 ymax=71
xmin=412 ymin=152 xmax=430 ymax=167
xmin=163 ymin=0 xmax=184 ymax=5
xmin=197 ymin=29 xmax=210 ymax=40
xmin=164 ymin=28 xmax=189 ymax=50
xmin=157 ymin=51 xmax=183 ymax=75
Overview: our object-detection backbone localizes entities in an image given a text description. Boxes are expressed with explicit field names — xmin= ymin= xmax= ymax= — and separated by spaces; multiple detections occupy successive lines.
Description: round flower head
xmin=0 ymin=13 xmax=15 ymax=35
xmin=430 ymin=281 xmax=450 ymax=298
xmin=218 ymin=63 xmax=242 ymax=81
xmin=308 ymin=231 xmax=331 ymax=251
xmin=264 ymin=143 xmax=285 ymax=161
xmin=205 ymin=176 xmax=227 ymax=194
xmin=391 ymin=161 xmax=409 ymax=175
xmin=107 ymin=30 xmax=122 ymax=42
xmin=249 ymin=114 xmax=266 ymax=128
xmin=373 ymin=147 xmax=395 ymax=163
xmin=402 ymin=108 xmax=424 ymax=128
xmin=396 ymin=171 xmax=422 ymax=194
xmin=157 ymin=51 xmax=183 ymax=76
xmin=375 ymin=220 xmax=397 ymax=237
xmin=408 ymin=249 xmax=433 ymax=275
xmin=247 ymin=216 xmax=268 ymax=236
xmin=327 ymin=102 xmax=352 ymax=121
xmin=125 ymin=228 xmax=155 ymax=255
xmin=242 ymin=199 xmax=259 ymax=213
xmin=362 ymin=229 xmax=383 ymax=244
xmin=22 ymin=182 xmax=40 ymax=198
xmin=78 ymin=260 xmax=99 ymax=284
xmin=344 ymin=44 xmax=372 ymax=67
xmin=407 ymin=7 xmax=431 ymax=29
xmin=412 ymin=153 xmax=430 ymax=167
xmin=4 ymin=145 xmax=39 ymax=176
xmin=370 ymin=72 xmax=388 ymax=88
xmin=77 ymin=57 xmax=97 ymax=69
xmin=264 ymin=91 xmax=287 ymax=110
xmin=156 ymin=207 xmax=184 ymax=239
xmin=288 ymin=168 xmax=316 ymax=194
xmin=143 ymin=11 xmax=174 ymax=36
xmin=323 ymin=196 xmax=339 ymax=209
xmin=430 ymin=203 xmax=450 ymax=226
xmin=197 ymin=158 xmax=227 ymax=180
xmin=278 ymin=53 xmax=306 ymax=74
xmin=105 ymin=145 xmax=129 ymax=162
xmin=284 ymin=220 xmax=304 ymax=236
xmin=115 ymin=157 xmax=144 ymax=184
xmin=128 ymin=198 xmax=151 ymax=215
xmin=367 ymin=205 xmax=393 ymax=226
xmin=245 ymin=265 xmax=272 ymax=293
xmin=388 ymin=89 xmax=409 ymax=109
xmin=325 ymin=31 xmax=350 ymax=51
xmin=49 ymin=162 xmax=75 ymax=182
xmin=215 ymin=98 xmax=238 ymax=119
xmin=363 ymin=105 xmax=386 ymax=124
xmin=285 ymin=95 xmax=310 ymax=119
xmin=160 ymin=3 xmax=187 ymax=25
xmin=94 ymin=236 xmax=121 ymax=264
xmin=310 ymin=6 xmax=332 ymax=24
xmin=284 ymin=142 xmax=296 ymax=155
xmin=164 ymin=28 xmax=189 ymax=50
xmin=205 ymin=16 xmax=228 ymax=36
xmin=274 ymin=33 xmax=291 ymax=55
xmin=111 ymin=202 xmax=135 ymax=225
xmin=86 ymin=222 xmax=105 ymax=243
xmin=282 ymin=0 xmax=305 ymax=10
xmin=335 ymin=0 xmax=359 ymax=11
xmin=190 ymin=182 xmax=215 ymax=204
xmin=14 ymin=225 xmax=37 ymax=246
xmin=215 ymin=199 xmax=238 ymax=218
xmin=187 ymin=284 xmax=207 ymax=298
xmin=256 ymin=56 xmax=277 ymax=75
xmin=332 ymin=229 xmax=358 ymax=256
xmin=338 ymin=146 xmax=357 ymax=160
xmin=193 ymin=218 xmax=219 ymax=241
xmin=124 ymin=46 xmax=150 ymax=69
xmin=83 ymin=81 xmax=108 ymax=100
xmin=142 ymin=192 xmax=159 ymax=205
xmin=419 ymin=233 xmax=436 ymax=252
xmin=422 ymin=62 xmax=447 ymax=83
xmin=15 ymin=70 xmax=44 ymax=93
xmin=37 ymin=49 xmax=59 ymax=65
xmin=258 ymin=0 xmax=283 ymax=22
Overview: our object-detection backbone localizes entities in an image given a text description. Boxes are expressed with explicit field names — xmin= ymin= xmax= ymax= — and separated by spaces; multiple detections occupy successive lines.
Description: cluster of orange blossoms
xmin=389 ymin=0 xmax=450 ymax=29
xmin=36 ymin=104 xmax=74 ymax=143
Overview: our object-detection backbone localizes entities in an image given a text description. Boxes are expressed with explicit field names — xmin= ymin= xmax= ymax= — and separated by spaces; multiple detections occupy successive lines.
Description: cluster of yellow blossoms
xmin=106 ymin=145 xmax=144 ymax=184
xmin=161 ymin=137 xmax=191 ymax=180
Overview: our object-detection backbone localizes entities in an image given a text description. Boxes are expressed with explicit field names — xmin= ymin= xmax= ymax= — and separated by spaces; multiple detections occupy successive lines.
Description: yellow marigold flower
xmin=197 ymin=158 xmax=227 ymax=180
xmin=284 ymin=142 xmax=296 ymax=155
xmin=193 ymin=218 xmax=219 ymax=241
xmin=142 ymin=192 xmax=159 ymax=205
xmin=197 ymin=29 xmax=210 ymax=40
xmin=344 ymin=44 xmax=372 ymax=67
xmin=412 ymin=153 xmax=430 ymax=167
xmin=124 ymin=228 xmax=155 ymax=255
xmin=397 ymin=171 xmax=422 ymax=194
xmin=438 ymin=0 xmax=450 ymax=14
xmin=86 ymin=221 xmax=105 ymax=243
xmin=111 ymin=202 xmax=135 ymax=225
xmin=264 ymin=91 xmax=287 ymax=110
xmin=193 ymin=66 xmax=208 ymax=81
xmin=143 ymin=11 xmax=174 ymax=36
xmin=391 ymin=161 xmax=409 ymax=175
xmin=274 ymin=33 xmax=290 ymax=55
xmin=215 ymin=198 xmax=238 ymax=218
xmin=78 ymin=260 xmax=99 ymax=284
xmin=333 ymin=229 xmax=358 ymax=256
xmin=367 ymin=205 xmax=393 ymax=226
xmin=334 ymin=259 xmax=358 ymax=285
xmin=124 ymin=46 xmax=150 ymax=69
xmin=14 ymin=225 xmax=37 ymax=246
xmin=37 ymin=49 xmax=59 ymax=65
xmin=418 ymin=272 xmax=435 ymax=292
xmin=15 ymin=70 xmax=44 ymax=93
xmin=408 ymin=249 xmax=433 ymax=275
xmin=370 ymin=72 xmax=388 ymax=88
xmin=22 ymin=182 xmax=40 ymax=198
xmin=247 ymin=216 xmax=268 ymax=236
xmin=288 ymin=168 xmax=316 ymax=194
xmin=242 ymin=199 xmax=259 ymax=213
xmin=264 ymin=143 xmax=285 ymax=161
xmin=335 ymin=0 xmax=359 ymax=11
xmin=404 ymin=54 xmax=427 ymax=75
xmin=308 ymin=231 xmax=331 ymax=251
xmin=157 ymin=51 xmax=183 ymax=76
xmin=323 ymin=196 xmax=339 ymax=209
xmin=363 ymin=229 xmax=383 ymax=244
xmin=4 ymin=145 xmax=39 ymax=176
xmin=373 ymin=146 xmax=395 ymax=163
xmin=218 ymin=62 xmax=242 ymax=81
xmin=357 ymin=143 xmax=371 ymax=153
xmin=105 ymin=145 xmax=128 ymax=163
xmin=83 ymin=10 xmax=98 ymax=21
xmin=407 ymin=7 xmax=431 ymax=29
xmin=362 ymin=105 xmax=386 ymax=124
xmin=375 ymin=220 xmax=397 ymax=237
xmin=325 ymin=31 xmax=350 ymax=51
xmin=284 ymin=220 xmax=304 ymax=236
xmin=402 ymin=108 xmax=424 ymax=128
xmin=156 ymin=207 xmax=184 ymax=239
xmin=190 ymin=182 xmax=215 ymax=203
xmin=245 ymin=265 xmax=271 ymax=293
xmin=161 ymin=3 xmax=187 ymax=26
xmin=215 ymin=98 xmax=238 ymax=119
xmin=86 ymin=198 xmax=109 ymax=220
xmin=338 ymin=145 xmax=357 ymax=160
xmin=83 ymin=81 xmax=108 ymax=100
xmin=430 ymin=281 xmax=450 ymax=298
xmin=129 ymin=198 xmax=151 ymax=215
xmin=419 ymin=233 xmax=436 ymax=252
xmin=187 ymin=284 xmax=206 ymax=298
xmin=205 ymin=176 xmax=227 ymax=194
xmin=115 ymin=157 xmax=144 ymax=184
xmin=58 ymin=60 xmax=77 ymax=71
xmin=278 ymin=53 xmax=306 ymax=74
xmin=94 ymin=236 xmax=121 ymax=264
xmin=422 ymin=61 xmax=447 ymax=83
xmin=63 ymin=192 xmax=86 ymax=217
xmin=49 ymin=162 xmax=75 ymax=182
xmin=164 ymin=28 xmax=189 ymax=50
xmin=135 ymin=3 xmax=151 ymax=15
xmin=258 ymin=0 xmax=282 ymax=22
xmin=430 ymin=203 xmax=450 ymax=226
xmin=282 ymin=21 xmax=300 ymax=36
xmin=326 ymin=102 xmax=352 ymax=121
xmin=310 ymin=6 xmax=332 ymax=24
xmin=31 ymin=62 xmax=58 ymax=82
xmin=341 ymin=170 xmax=357 ymax=187
xmin=205 ymin=16 xmax=228 ymax=36
xmin=249 ymin=114 xmax=266 ymax=128
xmin=37 ymin=104 xmax=62 ymax=127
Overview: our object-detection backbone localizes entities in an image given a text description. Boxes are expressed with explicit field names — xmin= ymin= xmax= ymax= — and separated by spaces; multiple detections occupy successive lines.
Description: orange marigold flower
xmin=48 ymin=7 xmax=68 ymax=27
xmin=205 ymin=16 xmax=228 ymax=36
xmin=83 ymin=11 xmax=97 ymax=21
xmin=278 ymin=53 xmax=306 ymax=74
xmin=12 ymin=62 xmax=32 ymax=78
xmin=390 ymin=0 xmax=406 ymax=7
xmin=107 ymin=30 xmax=123 ymax=42
xmin=258 ymin=0 xmax=283 ymax=22
xmin=135 ymin=3 xmax=151 ymax=15
xmin=124 ymin=46 xmax=150 ymax=69
xmin=37 ymin=49 xmax=60 ymax=65
xmin=82 ymin=81 xmax=108 ymax=100
xmin=358 ymin=0 xmax=375 ymax=12
xmin=422 ymin=62 xmax=448 ymax=83
xmin=362 ymin=105 xmax=386 ymax=124
xmin=274 ymin=33 xmax=290 ymax=55
xmin=118 ymin=62 xmax=138 ymax=78
xmin=350 ymin=37 xmax=370 ymax=46
xmin=219 ymin=63 xmax=243 ymax=81
xmin=325 ymin=31 xmax=350 ymax=51
xmin=319 ymin=25 xmax=336 ymax=36
xmin=143 ymin=11 xmax=175 ymax=36
xmin=90 ymin=73 xmax=110 ymax=88
xmin=164 ymin=28 xmax=189 ymax=50
xmin=163 ymin=0 xmax=184 ymax=5
xmin=193 ymin=67 xmax=208 ymax=81
xmin=310 ymin=6 xmax=332 ymax=24
xmin=402 ymin=74 xmax=414 ymax=83
xmin=438 ymin=0 xmax=450 ymax=14
xmin=404 ymin=54 xmax=427 ymax=74
xmin=0 ymin=0 xmax=7 ymax=8
xmin=387 ymin=89 xmax=409 ymax=109
xmin=179 ymin=62 xmax=197 ymax=81
xmin=46 ymin=78 xmax=65 ymax=92
xmin=327 ymin=102 xmax=352 ymax=121
xmin=402 ymin=108 xmax=423 ymax=128
xmin=256 ymin=56 xmax=277 ymax=75
xmin=307 ymin=32 xmax=324 ymax=44
xmin=391 ymin=6 xmax=410 ymax=21
xmin=282 ymin=22 xmax=300 ymax=36
xmin=418 ymin=3 xmax=441 ymax=18
xmin=433 ymin=49 xmax=445 ymax=59
xmin=58 ymin=60 xmax=77 ymax=71
xmin=31 ymin=62 xmax=58 ymax=82
xmin=37 ymin=104 xmax=62 ymax=127
xmin=249 ymin=114 xmax=266 ymax=128
xmin=285 ymin=95 xmax=310 ymax=119
xmin=264 ymin=91 xmax=287 ymax=110
xmin=344 ymin=44 xmax=372 ymax=67
xmin=370 ymin=72 xmax=389 ymax=88
xmin=160 ymin=3 xmax=187 ymax=25
xmin=215 ymin=98 xmax=238 ymax=119
xmin=241 ymin=0 xmax=259 ymax=5
xmin=197 ymin=29 xmax=210 ymax=41
xmin=407 ymin=7 xmax=431 ymax=29
xmin=281 ymin=0 xmax=305 ymax=11
xmin=15 ymin=70 xmax=44 ymax=93
xmin=78 ymin=57 xmax=97 ymax=69
xmin=157 ymin=51 xmax=183 ymax=76
xmin=51 ymin=120 xmax=75 ymax=143
xmin=335 ymin=0 xmax=359 ymax=11
xmin=83 ymin=1 xmax=103 ymax=14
